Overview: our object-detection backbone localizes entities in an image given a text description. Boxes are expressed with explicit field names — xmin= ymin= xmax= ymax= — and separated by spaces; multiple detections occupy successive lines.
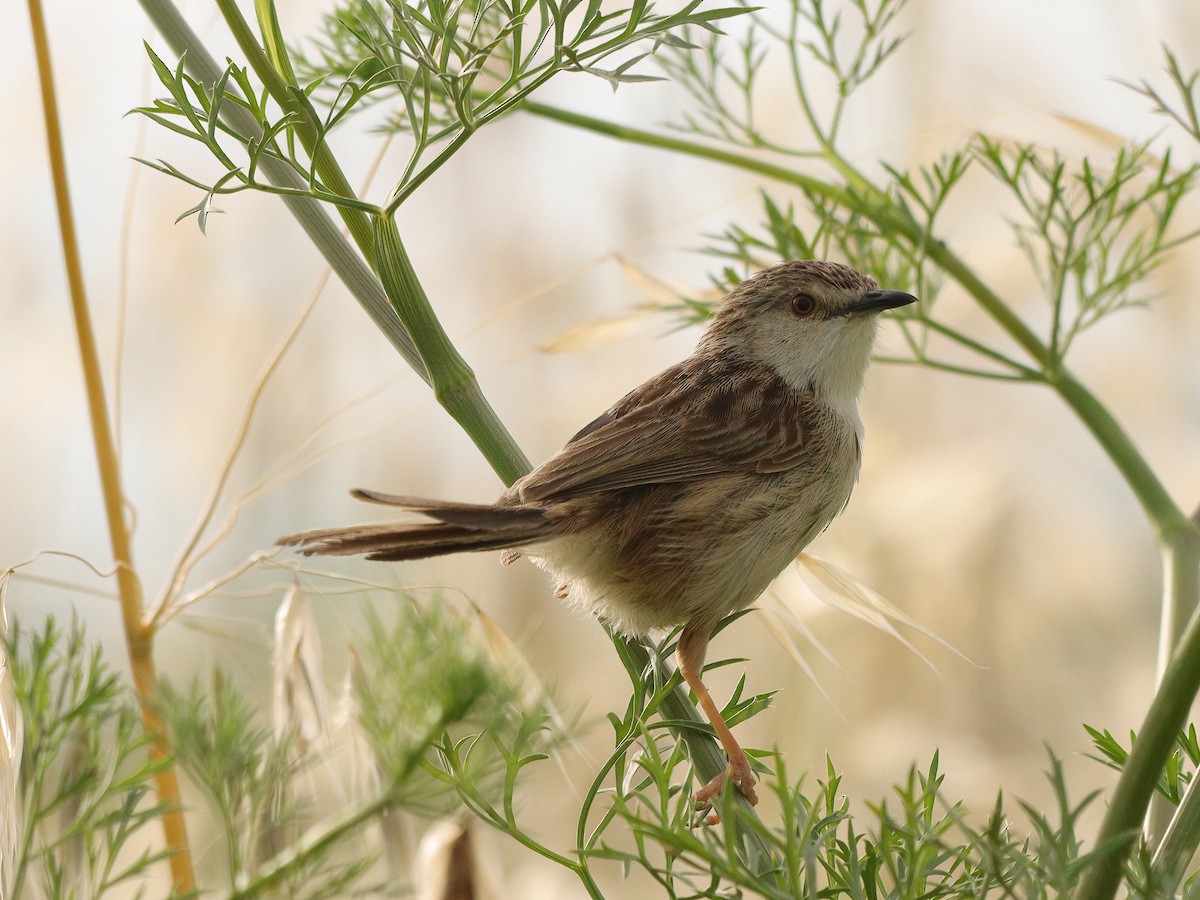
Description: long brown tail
xmin=278 ymin=489 xmax=552 ymax=562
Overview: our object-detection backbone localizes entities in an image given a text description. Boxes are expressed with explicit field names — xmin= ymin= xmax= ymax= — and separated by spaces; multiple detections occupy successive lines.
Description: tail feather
xmin=278 ymin=492 xmax=553 ymax=562
xmin=350 ymin=488 xmax=543 ymax=530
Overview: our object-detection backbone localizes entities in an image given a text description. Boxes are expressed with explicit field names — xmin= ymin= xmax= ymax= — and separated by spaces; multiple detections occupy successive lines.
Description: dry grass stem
xmin=272 ymin=586 xmax=328 ymax=752
xmin=0 ymin=635 xmax=21 ymax=900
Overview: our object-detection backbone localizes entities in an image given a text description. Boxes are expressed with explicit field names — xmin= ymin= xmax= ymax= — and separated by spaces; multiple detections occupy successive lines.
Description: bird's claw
xmin=692 ymin=757 xmax=758 ymax=826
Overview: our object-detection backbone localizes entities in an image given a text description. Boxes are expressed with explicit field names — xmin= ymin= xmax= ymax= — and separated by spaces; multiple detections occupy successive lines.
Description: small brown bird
xmin=280 ymin=260 xmax=915 ymax=810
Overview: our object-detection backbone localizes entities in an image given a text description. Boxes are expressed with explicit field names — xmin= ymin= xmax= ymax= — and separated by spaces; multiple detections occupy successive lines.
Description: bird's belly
xmin=526 ymin=463 xmax=857 ymax=637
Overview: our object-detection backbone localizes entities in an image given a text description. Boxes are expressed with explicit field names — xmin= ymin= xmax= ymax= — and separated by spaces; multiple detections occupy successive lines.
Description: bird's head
xmin=700 ymin=260 xmax=917 ymax=405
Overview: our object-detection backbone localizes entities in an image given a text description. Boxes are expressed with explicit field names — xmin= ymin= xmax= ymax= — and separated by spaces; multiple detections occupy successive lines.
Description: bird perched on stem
xmin=281 ymin=260 xmax=916 ymax=816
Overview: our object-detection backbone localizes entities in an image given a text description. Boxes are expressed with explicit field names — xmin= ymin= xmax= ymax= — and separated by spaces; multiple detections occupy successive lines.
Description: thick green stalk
xmin=1151 ymin=693 xmax=1200 ymax=892
xmin=1150 ymin=510 xmax=1200 ymax=890
xmin=372 ymin=215 xmax=531 ymax=484
xmin=146 ymin=0 xmax=542 ymax=489
xmin=1079 ymin=573 xmax=1200 ymax=898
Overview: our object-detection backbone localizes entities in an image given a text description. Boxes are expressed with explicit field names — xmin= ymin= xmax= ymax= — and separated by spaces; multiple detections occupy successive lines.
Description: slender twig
xmin=151 ymin=284 xmax=321 ymax=628
xmin=26 ymin=0 xmax=195 ymax=889
xmin=169 ymin=551 xmax=278 ymax=621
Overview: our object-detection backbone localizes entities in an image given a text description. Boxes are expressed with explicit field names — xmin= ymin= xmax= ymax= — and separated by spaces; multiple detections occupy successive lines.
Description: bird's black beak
xmin=839 ymin=289 xmax=918 ymax=316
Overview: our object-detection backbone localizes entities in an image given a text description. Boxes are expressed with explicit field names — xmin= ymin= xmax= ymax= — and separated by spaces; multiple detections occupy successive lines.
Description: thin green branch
xmin=218 ymin=0 xmax=375 ymax=257
xmin=911 ymin=315 xmax=1043 ymax=380
xmin=384 ymin=128 xmax=475 ymax=213
xmin=874 ymin=356 xmax=1035 ymax=382
xmin=449 ymin=770 xmax=599 ymax=895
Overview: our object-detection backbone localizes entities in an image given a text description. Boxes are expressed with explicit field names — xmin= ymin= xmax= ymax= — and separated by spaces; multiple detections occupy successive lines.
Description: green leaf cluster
xmin=134 ymin=0 xmax=747 ymax=221
xmin=351 ymin=600 xmax=554 ymax=801
xmin=149 ymin=596 xmax=557 ymax=897
xmin=157 ymin=672 xmax=314 ymax=889
xmin=591 ymin=748 xmax=1124 ymax=899
xmin=7 ymin=618 xmax=175 ymax=899
xmin=975 ymin=137 xmax=1196 ymax=362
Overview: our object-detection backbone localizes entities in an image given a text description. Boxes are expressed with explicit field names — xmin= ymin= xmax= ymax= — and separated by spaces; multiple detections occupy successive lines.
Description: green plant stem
xmin=225 ymin=785 xmax=400 ymax=898
xmin=447 ymin=771 xmax=603 ymax=898
xmin=188 ymin=0 xmax=539 ymax=486
xmin=26 ymin=0 xmax=195 ymax=890
xmin=519 ymin=95 xmax=1200 ymax=605
xmin=1151 ymin=735 xmax=1200 ymax=895
xmin=1080 ymin=580 xmax=1200 ymax=898
xmin=523 ymin=99 xmax=841 ymax=200
xmin=518 ymin=99 xmax=1200 ymax=897
xmin=373 ymin=214 xmax=531 ymax=484
xmin=615 ymin=636 xmax=776 ymax=869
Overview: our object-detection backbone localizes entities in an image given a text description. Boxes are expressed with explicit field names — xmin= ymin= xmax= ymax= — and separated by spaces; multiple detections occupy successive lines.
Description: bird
xmin=280 ymin=260 xmax=916 ymax=813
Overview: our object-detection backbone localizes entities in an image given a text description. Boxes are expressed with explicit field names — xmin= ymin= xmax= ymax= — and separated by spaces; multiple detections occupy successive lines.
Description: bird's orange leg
xmin=676 ymin=623 xmax=758 ymax=815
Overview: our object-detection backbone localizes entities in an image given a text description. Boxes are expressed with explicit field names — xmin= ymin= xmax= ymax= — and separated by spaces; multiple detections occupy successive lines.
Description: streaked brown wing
xmin=514 ymin=358 xmax=810 ymax=502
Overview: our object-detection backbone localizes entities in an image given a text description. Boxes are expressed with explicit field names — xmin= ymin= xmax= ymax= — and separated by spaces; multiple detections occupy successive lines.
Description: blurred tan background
xmin=5 ymin=0 xmax=1200 ymax=894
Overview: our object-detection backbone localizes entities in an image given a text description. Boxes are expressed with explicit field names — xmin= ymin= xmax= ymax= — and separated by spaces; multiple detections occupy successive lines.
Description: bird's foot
xmin=692 ymin=755 xmax=758 ymax=825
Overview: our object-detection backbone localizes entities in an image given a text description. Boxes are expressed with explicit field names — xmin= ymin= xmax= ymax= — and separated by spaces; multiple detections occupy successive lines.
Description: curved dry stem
xmin=167 ymin=550 xmax=279 ymax=621
xmin=154 ymin=278 xmax=321 ymax=627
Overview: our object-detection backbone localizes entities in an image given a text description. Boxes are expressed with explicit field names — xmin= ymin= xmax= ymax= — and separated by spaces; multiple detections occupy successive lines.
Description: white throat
xmin=753 ymin=321 xmax=877 ymax=441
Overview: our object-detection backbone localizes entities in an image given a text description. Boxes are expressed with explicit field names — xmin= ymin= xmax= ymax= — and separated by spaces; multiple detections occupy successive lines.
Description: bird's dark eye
xmin=790 ymin=292 xmax=817 ymax=317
